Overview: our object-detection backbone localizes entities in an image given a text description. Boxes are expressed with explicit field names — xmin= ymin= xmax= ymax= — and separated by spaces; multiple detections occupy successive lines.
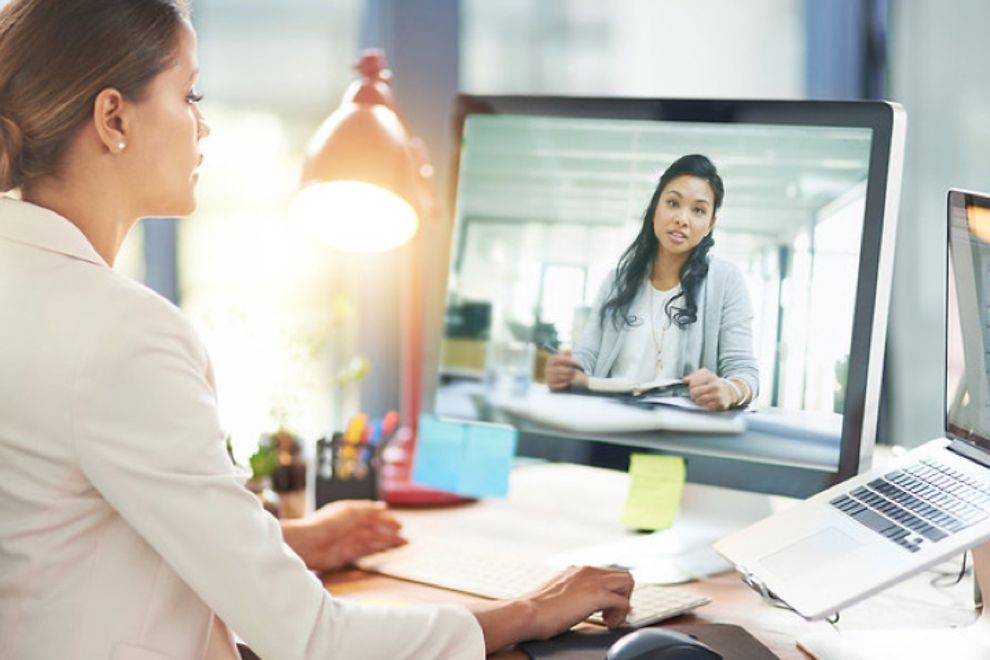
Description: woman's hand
xmin=524 ymin=565 xmax=634 ymax=635
xmin=280 ymin=500 xmax=406 ymax=573
xmin=682 ymin=368 xmax=737 ymax=411
xmin=470 ymin=566 xmax=633 ymax=653
xmin=544 ymin=350 xmax=588 ymax=391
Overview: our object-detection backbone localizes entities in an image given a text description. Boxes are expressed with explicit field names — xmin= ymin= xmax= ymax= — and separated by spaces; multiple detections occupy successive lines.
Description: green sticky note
xmin=621 ymin=453 xmax=686 ymax=531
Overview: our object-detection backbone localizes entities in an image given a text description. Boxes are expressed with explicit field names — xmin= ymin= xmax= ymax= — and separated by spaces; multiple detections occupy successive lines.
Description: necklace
xmin=650 ymin=287 xmax=673 ymax=373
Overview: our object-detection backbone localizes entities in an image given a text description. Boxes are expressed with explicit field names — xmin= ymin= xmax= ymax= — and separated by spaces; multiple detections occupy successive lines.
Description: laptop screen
xmin=946 ymin=189 xmax=990 ymax=452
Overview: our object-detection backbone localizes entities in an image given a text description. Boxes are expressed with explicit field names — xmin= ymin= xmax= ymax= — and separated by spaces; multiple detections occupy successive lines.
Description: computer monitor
xmin=431 ymin=96 xmax=905 ymax=499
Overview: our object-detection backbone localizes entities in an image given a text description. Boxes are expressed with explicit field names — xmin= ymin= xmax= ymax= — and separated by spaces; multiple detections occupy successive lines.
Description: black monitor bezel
xmin=439 ymin=95 xmax=903 ymax=498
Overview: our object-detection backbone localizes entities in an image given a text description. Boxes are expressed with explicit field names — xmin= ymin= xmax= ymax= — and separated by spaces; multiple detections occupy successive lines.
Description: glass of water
xmin=485 ymin=340 xmax=534 ymax=402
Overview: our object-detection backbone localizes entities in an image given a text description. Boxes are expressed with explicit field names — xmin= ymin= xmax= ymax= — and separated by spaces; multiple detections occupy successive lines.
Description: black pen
xmin=539 ymin=342 xmax=586 ymax=372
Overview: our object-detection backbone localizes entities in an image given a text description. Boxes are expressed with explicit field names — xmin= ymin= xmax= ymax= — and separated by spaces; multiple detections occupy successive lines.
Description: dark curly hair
xmin=599 ymin=154 xmax=724 ymax=330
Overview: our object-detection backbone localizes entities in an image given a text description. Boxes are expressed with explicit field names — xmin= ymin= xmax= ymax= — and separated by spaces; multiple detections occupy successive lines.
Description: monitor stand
xmin=795 ymin=543 xmax=990 ymax=660
xmin=549 ymin=481 xmax=777 ymax=585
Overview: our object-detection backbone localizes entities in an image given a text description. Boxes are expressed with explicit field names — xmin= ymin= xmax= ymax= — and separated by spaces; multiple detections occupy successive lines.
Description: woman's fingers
xmin=356 ymin=509 xmax=405 ymax=540
xmin=342 ymin=525 xmax=407 ymax=559
xmin=599 ymin=593 xmax=635 ymax=629
xmin=683 ymin=369 xmax=730 ymax=410
xmin=358 ymin=529 xmax=407 ymax=553
xmin=587 ymin=569 xmax=634 ymax=629
xmin=524 ymin=566 xmax=634 ymax=638
xmin=689 ymin=380 xmax=719 ymax=400
xmin=545 ymin=351 xmax=583 ymax=391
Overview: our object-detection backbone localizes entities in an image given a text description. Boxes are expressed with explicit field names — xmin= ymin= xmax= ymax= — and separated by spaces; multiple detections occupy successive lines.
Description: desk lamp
xmin=291 ymin=49 xmax=469 ymax=505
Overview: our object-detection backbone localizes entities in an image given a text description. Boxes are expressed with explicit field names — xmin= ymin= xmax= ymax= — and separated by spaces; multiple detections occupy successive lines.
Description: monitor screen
xmin=947 ymin=189 xmax=990 ymax=454
xmin=432 ymin=97 xmax=905 ymax=498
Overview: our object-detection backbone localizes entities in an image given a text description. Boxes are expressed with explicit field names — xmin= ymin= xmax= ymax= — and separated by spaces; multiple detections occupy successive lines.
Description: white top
xmin=611 ymin=281 xmax=683 ymax=383
xmin=573 ymin=263 xmax=759 ymax=398
xmin=0 ymin=198 xmax=485 ymax=660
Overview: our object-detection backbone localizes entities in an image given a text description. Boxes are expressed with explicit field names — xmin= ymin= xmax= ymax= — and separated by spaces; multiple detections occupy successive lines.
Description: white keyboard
xmin=356 ymin=539 xmax=710 ymax=628
xmin=586 ymin=585 xmax=710 ymax=628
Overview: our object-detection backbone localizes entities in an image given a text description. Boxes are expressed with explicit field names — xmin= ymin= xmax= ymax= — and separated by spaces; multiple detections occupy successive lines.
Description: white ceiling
xmin=456 ymin=115 xmax=872 ymax=248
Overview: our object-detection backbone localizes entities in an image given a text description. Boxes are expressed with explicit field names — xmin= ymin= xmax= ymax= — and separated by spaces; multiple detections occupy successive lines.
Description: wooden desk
xmin=322 ymin=463 xmax=979 ymax=659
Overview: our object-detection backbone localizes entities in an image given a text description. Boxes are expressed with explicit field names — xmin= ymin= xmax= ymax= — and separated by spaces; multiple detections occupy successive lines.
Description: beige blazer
xmin=0 ymin=198 xmax=484 ymax=660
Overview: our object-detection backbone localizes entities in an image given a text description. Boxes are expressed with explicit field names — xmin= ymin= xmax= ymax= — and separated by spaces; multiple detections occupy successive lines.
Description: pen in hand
xmin=539 ymin=342 xmax=585 ymax=372
xmin=540 ymin=344 xmax=587 ymax=399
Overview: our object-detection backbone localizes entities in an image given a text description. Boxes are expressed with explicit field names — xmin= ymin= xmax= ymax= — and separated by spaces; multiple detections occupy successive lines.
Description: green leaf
xmin=248 ymin=442 xmax=279 ymax=481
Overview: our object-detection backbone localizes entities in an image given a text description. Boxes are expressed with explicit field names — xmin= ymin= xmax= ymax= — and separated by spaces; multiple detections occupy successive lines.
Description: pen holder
xmin=314 ymin=432 xmax=381 ymax=507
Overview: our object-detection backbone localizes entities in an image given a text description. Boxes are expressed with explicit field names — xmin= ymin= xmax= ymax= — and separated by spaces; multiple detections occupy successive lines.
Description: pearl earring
xmin=118 ymin=142 xmax=126 ymax=152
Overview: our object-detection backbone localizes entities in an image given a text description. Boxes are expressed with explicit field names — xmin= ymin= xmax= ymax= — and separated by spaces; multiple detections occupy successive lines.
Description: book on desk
xmin=498 ymin=390 xmax=746 ymax=435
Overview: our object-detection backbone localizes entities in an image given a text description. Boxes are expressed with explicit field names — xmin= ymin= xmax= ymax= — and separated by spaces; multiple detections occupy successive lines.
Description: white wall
xmin=461 ymin=0 xmax=804 ymax=98
xmin=885 ymin=0 xmax=990 ymax=446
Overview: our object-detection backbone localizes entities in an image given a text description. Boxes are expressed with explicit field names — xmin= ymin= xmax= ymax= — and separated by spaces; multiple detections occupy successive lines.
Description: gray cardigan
xmin=573 ymin=256 xmax=760 ymax=397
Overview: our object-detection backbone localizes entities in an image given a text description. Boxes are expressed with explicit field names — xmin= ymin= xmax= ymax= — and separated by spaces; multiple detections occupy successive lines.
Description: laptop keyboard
xmin=830 ymin=457 xmax=990 ymax=552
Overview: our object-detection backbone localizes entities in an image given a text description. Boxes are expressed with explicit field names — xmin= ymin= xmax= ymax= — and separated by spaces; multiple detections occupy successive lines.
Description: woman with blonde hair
xmin=0 ymin=1 xmax=631 ymax=658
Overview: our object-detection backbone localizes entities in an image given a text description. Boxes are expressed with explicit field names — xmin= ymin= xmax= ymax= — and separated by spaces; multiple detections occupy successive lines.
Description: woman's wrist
xmin=469 ymin=597 xmax=541 ymax=653
xmin=721 ymin=377 xmax=744 ymax=407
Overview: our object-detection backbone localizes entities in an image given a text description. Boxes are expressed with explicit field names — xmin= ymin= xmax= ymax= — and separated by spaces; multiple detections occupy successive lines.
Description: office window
xmin=177 ymin=0 xmax=363 ymax=460
xmin=538 ymin=264 xmax=588 ymax=346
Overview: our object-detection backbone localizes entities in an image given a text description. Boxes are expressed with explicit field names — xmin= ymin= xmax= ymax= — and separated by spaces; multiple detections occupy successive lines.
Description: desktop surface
xmin=321 ymin=462 xmax=978 ymax=659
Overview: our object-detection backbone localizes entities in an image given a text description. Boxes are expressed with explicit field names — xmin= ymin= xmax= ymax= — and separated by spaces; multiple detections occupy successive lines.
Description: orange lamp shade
xmin=291 ymin=50 xmax=427 ymax=253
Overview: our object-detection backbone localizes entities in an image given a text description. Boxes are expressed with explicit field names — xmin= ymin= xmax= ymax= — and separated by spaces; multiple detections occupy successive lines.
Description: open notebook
xmin=586 ymin=376 xmax=687 ymax=397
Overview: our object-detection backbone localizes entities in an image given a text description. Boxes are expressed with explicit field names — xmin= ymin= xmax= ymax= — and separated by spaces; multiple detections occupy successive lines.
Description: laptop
xmin=714 ymin=188 xmax=990 ymax=620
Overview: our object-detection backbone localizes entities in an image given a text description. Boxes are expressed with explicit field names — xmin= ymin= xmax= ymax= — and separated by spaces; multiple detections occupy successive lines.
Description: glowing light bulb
xmin=290 ymin=180 xmax=418 ymax=252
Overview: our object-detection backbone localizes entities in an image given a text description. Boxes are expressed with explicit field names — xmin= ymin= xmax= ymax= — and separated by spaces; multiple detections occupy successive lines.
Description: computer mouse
xmin=605 ymin=628 xmax=723 ymax=660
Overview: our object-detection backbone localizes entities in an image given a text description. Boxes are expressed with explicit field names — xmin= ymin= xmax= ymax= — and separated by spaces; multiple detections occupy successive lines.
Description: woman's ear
xmin=92 ymin=88 xmax=129 ymax=154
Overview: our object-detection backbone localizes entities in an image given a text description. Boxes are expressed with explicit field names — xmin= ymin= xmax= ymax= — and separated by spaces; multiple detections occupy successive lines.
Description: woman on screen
xmin=0 ymin=1 xmax=632 ymax=658
xmin=545 ymin=154 xmax=759 ymax=410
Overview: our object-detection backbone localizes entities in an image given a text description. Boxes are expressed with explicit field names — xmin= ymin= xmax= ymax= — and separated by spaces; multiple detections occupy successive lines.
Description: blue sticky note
xmin=411 ymin=414 xmax=465 ymax=492
xmin=411 ymin=415 xmax=517 ymax=498
xmin=458 ymin=422 xmax=517 ymax=497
